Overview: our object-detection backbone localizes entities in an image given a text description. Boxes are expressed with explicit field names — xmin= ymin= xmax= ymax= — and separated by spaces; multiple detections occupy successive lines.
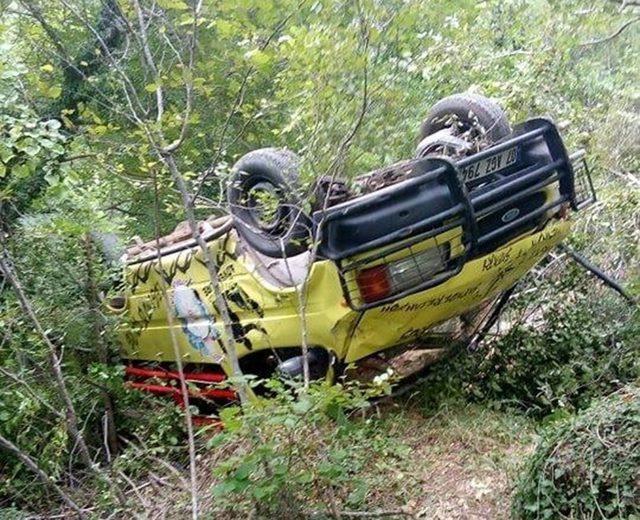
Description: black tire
xmin=228 ymin=148 xmax=311 ymax=257
xmin=419 ymin=92 xmax=511 ymax=143
xmin=419 ymin=95 xmax=511 ymax=332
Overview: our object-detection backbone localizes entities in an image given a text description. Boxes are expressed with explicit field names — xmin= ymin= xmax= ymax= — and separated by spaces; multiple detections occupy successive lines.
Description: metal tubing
xmin=343 ymin=263 xmax=464 ymax=311
xmin=558 ymin=244 xmax=637 ymax=306
xmin=474 ymin=173 xmax=561 ymax=219
xmin=340 ymin=220 xmax=464 ymax=271
xmin=125 ymin=365 xmax=226 ymax=383
xmin=568 ymin=149 xmax=586 ymax=162
xmin=467 ymin=285 xmax=518 ymax=351
xmin=335 ymin=208 xmax=465 ymax=262
xmin=128 ymin=382 xmax=237 ymax=400
xmin=471 ymin=159 xmax=564 ymax=207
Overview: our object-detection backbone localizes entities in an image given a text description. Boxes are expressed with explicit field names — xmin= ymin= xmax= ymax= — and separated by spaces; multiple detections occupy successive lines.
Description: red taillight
xmin=356 ymin=265 xmax=391 ymax=303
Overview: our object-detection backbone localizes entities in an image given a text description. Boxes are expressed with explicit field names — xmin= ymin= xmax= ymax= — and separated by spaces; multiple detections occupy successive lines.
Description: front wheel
xmin=417 ymin=92 xmax=511 ymax=157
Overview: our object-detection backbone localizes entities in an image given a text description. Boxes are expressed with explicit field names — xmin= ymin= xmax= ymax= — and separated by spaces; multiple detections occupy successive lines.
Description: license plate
xmin=460 ymin=147 xmax=518 ymax=184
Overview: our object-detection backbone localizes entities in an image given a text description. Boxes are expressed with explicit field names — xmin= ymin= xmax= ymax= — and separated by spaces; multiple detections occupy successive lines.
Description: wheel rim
xmin=245 ymin=180 xmax=286 ymax=232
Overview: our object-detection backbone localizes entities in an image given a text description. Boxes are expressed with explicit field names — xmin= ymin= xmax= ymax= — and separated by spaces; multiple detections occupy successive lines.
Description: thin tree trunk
xmin=0 ymin=246 xmax=95 ymax=468
xmin=151 ymin=170 xmax=200 ymax=520
xmin=161 ymin=153 xmax=249 ymax=404
xmin=83 ymin=233 xmax=118 ymax=458
xmin=0 ymin=243 xmax=126 ymax=506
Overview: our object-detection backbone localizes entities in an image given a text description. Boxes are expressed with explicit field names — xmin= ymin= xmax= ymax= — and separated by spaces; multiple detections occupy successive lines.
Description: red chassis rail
xmin=124 ymin=365 xmax=236 ymax=427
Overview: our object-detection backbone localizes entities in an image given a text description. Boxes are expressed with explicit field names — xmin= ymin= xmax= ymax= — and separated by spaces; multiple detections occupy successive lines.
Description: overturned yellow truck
xmin=108 ymin=93 xmax=595 ymax=417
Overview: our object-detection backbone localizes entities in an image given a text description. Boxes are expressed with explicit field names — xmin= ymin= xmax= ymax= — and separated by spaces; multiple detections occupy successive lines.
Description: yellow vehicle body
xmin=116 ymin=218 xmax=570 ymax=376
xmin=115 ymin=116 xmax=593 ymax=386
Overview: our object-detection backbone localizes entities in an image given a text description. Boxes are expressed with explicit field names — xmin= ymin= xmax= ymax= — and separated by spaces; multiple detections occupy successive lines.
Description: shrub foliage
xmin=512 ymin=385 xmax=640 ymax=519
xmin=208 ymin=379 xmax=407 ymax=518
xmin=420 ymin=269 xmax=639 ymax=417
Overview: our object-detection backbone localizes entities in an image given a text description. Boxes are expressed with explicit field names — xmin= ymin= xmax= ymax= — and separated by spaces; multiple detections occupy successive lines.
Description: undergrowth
xmin=512 ymin=384 xmax=640 ymax=519
xmin=418 ymin=266 xmax=639 ymax=418
xmin=207 ymin=379 xmax=409 ymax=519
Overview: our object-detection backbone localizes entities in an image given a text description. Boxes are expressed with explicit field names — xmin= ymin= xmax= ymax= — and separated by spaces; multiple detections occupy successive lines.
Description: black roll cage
xmin=313 ymin=118 xmax=596 ymax=310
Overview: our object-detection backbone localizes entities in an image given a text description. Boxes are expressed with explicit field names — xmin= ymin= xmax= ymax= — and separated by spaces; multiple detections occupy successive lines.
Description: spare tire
xmin=228 ymin=148 xmax=311 ymax=258
xmin=419 ymin=92 xmax=511 ymax=145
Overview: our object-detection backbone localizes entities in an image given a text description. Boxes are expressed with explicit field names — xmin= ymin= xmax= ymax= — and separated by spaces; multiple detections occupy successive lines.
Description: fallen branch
xmin=608 ymin=168 xmax=640 ymax=188
xmin=309 ymin=510 xmax=413 ymax=518
xmin=341 ymin=513 xmax=412 ymax=518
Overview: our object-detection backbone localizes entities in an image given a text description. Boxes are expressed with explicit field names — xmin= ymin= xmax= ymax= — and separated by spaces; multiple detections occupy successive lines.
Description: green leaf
xmin=206 ymin=433 xmax=227 ymax=449
xmin=12 ymin=163 xmax=32 ymax=178
xmin=347 ymin=482 xmax=368 ymax=506
xmin=157 ymin=0 xmax=189 ymax=10
xmin=212 ymin=480 xmax=236 ymax=497
xmin=245 ymin=49 xmax=272 ymax=69
xmin=0 ymin=144 xmax=14 ymax=163
xmin=46 ymin=86 xmax=62 ymax=99
xmin=292 ymin=396 xmax=312 ymax=415
xmin=215 ymin=19 xmax=235 ymax=38
xmin=297 ymin=470 xmax=314 ymax=484
xmin=44 ymin=171 xmax=59 ymax=186
xmin=252 ymin=484 xmax=275 ymax=500
xmin=219 ymin=406 xmax=243 ymax=432
xmin=234 ymin=461 xmax=254 ymax=480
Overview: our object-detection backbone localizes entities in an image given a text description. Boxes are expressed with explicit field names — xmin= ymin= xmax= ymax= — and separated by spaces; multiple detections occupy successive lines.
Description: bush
xmin=0 ymin=359 xmax=185 ymax=509
xmin=419 ymin=271 xmax=639 ymax=418
xmin=208 ymin=378 xmax=409 ymax=519
xmin=512 ymin=385 xmax=640 ymax=519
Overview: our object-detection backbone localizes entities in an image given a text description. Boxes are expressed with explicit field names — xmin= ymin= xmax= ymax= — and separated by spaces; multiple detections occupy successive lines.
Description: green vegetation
xmin=419 ymin=273 xmax=639 ymax=417
xmin=209 ymin=381 xmax=401 ymax=518
xmin=0 ymin=0 xmax=638 ymax=518
xmin=513 ymin=385 xmax=640 ymax=519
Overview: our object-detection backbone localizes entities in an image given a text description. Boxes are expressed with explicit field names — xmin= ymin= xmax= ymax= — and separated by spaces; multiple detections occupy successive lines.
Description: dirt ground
xmin=127 ymin=400 xmax=535 ymax=520
xmin=374 ymin=402 xmax=535 ymax=519
xmin=409 ymin=443 xmax=529 ymax=519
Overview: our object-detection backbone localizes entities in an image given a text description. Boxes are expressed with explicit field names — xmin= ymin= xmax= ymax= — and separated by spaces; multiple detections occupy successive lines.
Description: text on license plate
xmin=460 ymin=147 xmax=518 ymax=183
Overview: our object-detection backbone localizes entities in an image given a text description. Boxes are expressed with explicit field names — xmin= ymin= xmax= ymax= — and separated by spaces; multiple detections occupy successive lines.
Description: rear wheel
xmin=228 ymin=148 xmax=311 ymax=257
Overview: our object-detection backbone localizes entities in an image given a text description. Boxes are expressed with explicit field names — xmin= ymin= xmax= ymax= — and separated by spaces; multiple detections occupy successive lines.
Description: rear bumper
xmin=315 ymin=118 xmax=595 ymax=309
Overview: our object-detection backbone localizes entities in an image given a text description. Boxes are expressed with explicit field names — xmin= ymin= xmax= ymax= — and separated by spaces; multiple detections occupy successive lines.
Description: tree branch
xmin=580 ymin=16 xmax=640 ymax=46
xmin=160 ymin=0 xmax=202 ymax=153
xmin=0 ymin=434 xmax=85 ymax=517
xmin=131 ymin=0 xmax=164 ymax=123
xmin=189 ymin=5 xmax=302 ymax=201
